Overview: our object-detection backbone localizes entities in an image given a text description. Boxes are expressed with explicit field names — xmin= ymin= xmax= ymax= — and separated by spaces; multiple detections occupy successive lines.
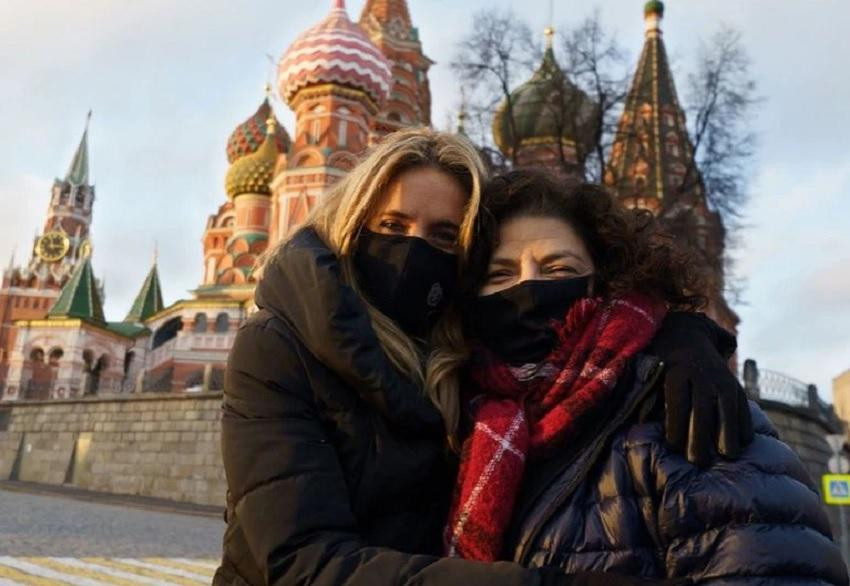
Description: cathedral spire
xmin=124 ymin=261 xmax=164 ymax=324
xmin=47 ymin=256 xmax=105 ymax=323
xmin=359 ymin=0 xmax=412 ymax=31
xmin=644 ymin=0 xmax=664 ymax=37
xmin=604 ymin=0 xmax=692 ymax=211
xmin=65 ymin=111 xmax=91 ymax=186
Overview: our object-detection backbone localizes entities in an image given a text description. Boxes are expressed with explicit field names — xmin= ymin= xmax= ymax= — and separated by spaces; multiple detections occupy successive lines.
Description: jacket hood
xmin=254 ymin=227 xmax=443 ymax=435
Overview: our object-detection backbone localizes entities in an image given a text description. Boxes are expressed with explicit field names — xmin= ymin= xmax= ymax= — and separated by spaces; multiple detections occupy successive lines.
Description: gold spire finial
xmin=266 ymin=115 xmax=276 ymax=135
xmin=263 ymin=82 xmax=272 ymax=98
xmin=153 ymin=240 xmax=158 ymax=265
xmin=544 ymin=26 xmax=555 ymax=49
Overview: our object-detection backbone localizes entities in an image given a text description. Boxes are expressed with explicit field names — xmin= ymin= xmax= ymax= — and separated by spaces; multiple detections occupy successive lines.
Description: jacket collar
xmin=255 ymin=227 xmax=444 ymax=436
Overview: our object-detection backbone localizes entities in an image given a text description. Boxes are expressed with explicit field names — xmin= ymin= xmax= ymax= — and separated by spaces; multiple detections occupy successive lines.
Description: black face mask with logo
xmin=467 ymin=276 xmax=592 ymax=365
xmin=353 ymin=230 xmax=459 ymax=337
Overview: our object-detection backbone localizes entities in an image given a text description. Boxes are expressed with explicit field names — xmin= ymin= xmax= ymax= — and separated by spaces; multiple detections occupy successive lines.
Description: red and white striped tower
xmin=272 ymin=0 xmax=392 ymax=240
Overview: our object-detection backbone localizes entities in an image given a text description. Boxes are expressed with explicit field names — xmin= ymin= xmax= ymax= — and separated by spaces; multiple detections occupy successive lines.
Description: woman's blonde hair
xmin=257 ymin=127 xmax=486 ymax=444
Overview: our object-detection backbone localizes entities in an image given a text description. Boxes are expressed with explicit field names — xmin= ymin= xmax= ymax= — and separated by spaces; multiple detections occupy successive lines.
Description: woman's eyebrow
xmin=380 ymin=210 xmax=413 ymax=221
xmin=539 ymin=251 xmax=586 ymax=264
xmin=489 ymin=256 xmax=519 ymax=268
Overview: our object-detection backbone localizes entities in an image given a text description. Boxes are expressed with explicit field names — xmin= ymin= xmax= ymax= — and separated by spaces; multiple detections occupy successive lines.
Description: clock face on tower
xmin=35 ymin=231 xmax=70 ymax=262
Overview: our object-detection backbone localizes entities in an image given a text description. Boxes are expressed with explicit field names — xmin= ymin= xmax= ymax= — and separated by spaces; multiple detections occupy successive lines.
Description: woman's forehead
xmin=495 ymin=216 xmax=586 ymax=253
xmin=374 ymin=167 xmax=467 ymax=220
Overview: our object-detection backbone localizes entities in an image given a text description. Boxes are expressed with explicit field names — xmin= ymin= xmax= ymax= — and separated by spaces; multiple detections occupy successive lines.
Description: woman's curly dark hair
xmin=467 ymin=170 xmax=707 ymax=310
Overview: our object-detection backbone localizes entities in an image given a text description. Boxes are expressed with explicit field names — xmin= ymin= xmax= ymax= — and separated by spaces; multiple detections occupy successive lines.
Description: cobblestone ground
xmin=0 ymin=488 xmax=223 ymax=584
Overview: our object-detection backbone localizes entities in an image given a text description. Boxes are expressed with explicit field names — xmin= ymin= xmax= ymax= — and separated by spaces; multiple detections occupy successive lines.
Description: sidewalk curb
xmin=0 ymin=480 xmax=223 ymax=519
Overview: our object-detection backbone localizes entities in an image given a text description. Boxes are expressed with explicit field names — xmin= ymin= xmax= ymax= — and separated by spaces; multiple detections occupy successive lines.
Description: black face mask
xmin=467 ymin=276 xmax=591 ymax=365
xmin=353 ymin=230 xmax=459 ymax=337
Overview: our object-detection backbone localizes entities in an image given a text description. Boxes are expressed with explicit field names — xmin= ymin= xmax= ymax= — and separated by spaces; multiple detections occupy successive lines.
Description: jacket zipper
xmin=516 ymin=358 xmax=665 ymax=565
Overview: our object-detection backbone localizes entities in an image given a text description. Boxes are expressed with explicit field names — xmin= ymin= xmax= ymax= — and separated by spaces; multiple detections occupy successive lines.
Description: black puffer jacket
xmin=215 ymin=228 xmax=582 ymax=585
xmin=507 ymin=354 xmax=848 ymax=585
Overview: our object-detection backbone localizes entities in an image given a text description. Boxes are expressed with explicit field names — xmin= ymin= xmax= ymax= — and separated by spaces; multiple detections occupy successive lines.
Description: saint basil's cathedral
xmin=0 ymin=0 xmax=735 ymax=400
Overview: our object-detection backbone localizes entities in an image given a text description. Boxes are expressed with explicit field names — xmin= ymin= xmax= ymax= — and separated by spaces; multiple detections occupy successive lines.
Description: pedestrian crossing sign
xmin=823 ymin=474 xmax=850 ymax=504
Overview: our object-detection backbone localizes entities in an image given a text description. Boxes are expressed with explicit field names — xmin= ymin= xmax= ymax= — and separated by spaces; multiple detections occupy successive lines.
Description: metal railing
xmin=757 ymin=369 xmax=812 ymax=408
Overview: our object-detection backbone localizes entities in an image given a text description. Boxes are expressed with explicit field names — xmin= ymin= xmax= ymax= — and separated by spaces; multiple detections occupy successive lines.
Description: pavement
xmin=0 ymin=483 xmax=224 ymax=584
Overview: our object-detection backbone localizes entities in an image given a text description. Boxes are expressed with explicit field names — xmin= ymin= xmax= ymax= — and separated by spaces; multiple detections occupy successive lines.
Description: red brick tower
xmin=199 ymin=95 xmax=288 ymax=298
xmin=0 ymin=113 xmax=99 ymax=388
xmin=604 ymin=1 xmax=738 ymax=335
xmin=359 ymin=0 xmax=433 ymax=133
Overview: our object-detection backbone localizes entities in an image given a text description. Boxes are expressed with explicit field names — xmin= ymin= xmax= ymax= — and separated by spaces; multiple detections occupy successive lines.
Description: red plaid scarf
xmin=444 ymin=293 xmax=666 ymax=561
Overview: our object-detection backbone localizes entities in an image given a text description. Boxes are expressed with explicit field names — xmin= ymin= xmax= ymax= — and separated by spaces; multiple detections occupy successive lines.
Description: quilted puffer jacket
xmin=506 ymin=354 xmax=848 ymax=585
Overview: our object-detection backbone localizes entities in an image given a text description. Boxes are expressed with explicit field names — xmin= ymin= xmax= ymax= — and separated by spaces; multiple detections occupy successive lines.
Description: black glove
xmin=648 ymin=312 xmax=755 ymax=467
xmin=539 ymin=567 xmax=690 ymax=586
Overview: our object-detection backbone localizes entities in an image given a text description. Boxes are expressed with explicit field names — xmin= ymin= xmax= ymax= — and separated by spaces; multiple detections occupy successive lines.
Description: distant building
xmin=833 ymin=369 xmax=850 ymax=428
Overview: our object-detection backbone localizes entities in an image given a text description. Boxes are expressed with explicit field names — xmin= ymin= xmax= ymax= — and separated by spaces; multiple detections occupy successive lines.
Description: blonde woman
xmin=215 ymin=129 xmax=750 ymax=586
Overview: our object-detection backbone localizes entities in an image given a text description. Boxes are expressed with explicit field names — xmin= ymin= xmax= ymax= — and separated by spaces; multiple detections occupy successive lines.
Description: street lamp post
xmin=826 ymin=434 xmax=850 ymax=566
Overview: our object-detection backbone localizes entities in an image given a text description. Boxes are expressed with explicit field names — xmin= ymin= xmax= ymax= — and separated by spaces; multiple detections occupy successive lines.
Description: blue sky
xmin=1 ymin=0 xmax=848 ymax=398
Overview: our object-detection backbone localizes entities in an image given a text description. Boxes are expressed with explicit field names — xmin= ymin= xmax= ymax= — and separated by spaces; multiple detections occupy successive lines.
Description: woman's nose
xmin=517 ymin=258 xmax=541 ymax=283
xmin=409 ymin=224 xmax=428 ymax=240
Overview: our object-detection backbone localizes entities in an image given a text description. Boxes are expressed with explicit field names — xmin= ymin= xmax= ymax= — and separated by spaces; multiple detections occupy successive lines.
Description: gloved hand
xmin=539 ymin=567 xmax=690 ymax=586
xmin=648 ymin=311 xmax=754 ymax=467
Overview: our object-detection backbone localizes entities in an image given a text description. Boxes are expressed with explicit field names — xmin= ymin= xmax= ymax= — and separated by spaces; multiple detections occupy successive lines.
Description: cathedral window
xmin=29 ymin=347 xmax=44 ymax=362
xmin=338 ymin=119 xmax=347 ymax=147
xmin=215 ymin=312 xmax=229 ymax=333
xmin=310 ymin=119 xmax=321 ymax=145
xmin=152 ymin=316 xmax=183 ymax=349
xmin=123 ymin=350 xmax=134 ymax=376
xmin=48 ymin=348 xmax=63 ymax=367
xmin=193 ymin=313 xmax=208 ymax=333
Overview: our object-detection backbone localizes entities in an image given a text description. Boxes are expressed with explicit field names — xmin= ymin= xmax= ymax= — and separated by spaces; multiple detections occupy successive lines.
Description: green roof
xmin=125 ymin=264 xmax=164 ymax=323
xmin=492 ymin=47 xmax=597 ymax=156
xmin=47 ymin=257 xmax=105 ymax=323
xmin=65 ymin=113 xmax=91 ymax=186
xmin=107 ymin=322 xmax=149 ymax=338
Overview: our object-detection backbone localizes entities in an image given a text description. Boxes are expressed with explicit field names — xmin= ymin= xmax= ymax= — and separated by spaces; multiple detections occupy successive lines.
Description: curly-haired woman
xmin=443 ymin=170 xmax=848 ymax=585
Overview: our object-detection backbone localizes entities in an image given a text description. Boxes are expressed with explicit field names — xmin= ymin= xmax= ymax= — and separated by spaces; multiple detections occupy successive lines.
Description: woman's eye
xmin=379 ymin=220 xmax=406 ymax=233
xmin=546 ymin=265 xmax=578 ymax=276
xmin=431 ymin=231 xmax=458 ymax=247
xmin=485 ymin=270 xmax=512 ymax=283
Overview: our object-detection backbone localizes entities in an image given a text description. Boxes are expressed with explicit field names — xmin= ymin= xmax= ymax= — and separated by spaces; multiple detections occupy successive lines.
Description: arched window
xmin=310 ymin=119 xmax=321 ymax=145
xmin=48 ymin=348 xmax=63 ymax=367
xmin=338 ymin=119 xmax=347 ymax=147
xmin=29 ymin=347 xmax=44 ymax=362
xmin=193 ymin=313 xmax=208 ymax=333
xmin=215 ymin=313 xmax=229 ymax=333
xmin=152 ymin=316 xmax=183 ymax=349
xmin=123 ymin=350 xmax=135 ymax=376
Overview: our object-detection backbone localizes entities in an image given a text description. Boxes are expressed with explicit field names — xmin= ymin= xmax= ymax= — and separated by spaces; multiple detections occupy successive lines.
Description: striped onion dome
xmin=277 ymin=0 xmax=392 ymax=109
xmin=226 ymin=98 xmax=290 ymax=164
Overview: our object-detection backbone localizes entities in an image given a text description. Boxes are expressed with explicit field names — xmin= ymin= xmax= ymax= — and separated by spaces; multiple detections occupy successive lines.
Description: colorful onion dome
xmin=226 ymin=98 xmax=290 ymax=164
xmin=492 ymin=41 xmax=598 ymax=157
xmin=225 ymin=118 xmax=280 ymax=199
xmin=277 ymin=0 xmax=392 ymax=109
